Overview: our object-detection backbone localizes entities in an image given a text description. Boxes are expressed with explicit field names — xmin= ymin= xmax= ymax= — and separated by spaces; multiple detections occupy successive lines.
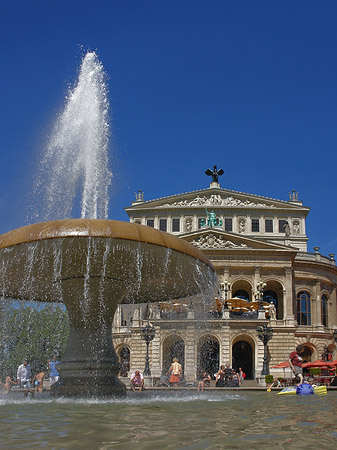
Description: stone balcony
xmin=295 ymin=251 xmax=335 ymax=266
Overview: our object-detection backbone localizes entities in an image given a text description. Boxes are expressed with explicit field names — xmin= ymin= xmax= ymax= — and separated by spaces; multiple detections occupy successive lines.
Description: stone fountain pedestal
xmin=0 ymin=219 xmax=215 ymax=397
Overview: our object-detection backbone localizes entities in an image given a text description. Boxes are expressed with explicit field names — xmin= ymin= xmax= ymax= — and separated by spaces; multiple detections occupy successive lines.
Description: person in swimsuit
xmin=215 ymin=365 xmax=226 ymax=387
xmin=167 ymin=358 xmax=183 ymax=388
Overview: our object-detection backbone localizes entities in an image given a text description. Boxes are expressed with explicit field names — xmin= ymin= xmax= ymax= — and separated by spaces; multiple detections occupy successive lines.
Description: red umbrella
xmin=302 ymin=360 xmax=335 ymax=368
xmin=271 ymin=361 xmax=291 ymax=379
xmin=271 ymin=361 xmax=289 ymax=368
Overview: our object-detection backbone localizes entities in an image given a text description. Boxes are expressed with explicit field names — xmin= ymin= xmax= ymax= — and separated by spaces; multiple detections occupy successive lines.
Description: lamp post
xmin=220 ymin=280 xmax=231 ymax=318
xmin=140 ymin=324 xmax=156 ymax=376
xmin=220 ymin=281 xmax=231 ymax=307
xmin=256 ymin=323 xmax=273 ymax=375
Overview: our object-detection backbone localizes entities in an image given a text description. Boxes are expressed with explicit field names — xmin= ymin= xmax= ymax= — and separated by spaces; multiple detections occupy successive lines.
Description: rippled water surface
xmin=0 ymin=391 xmax=336 ymax=449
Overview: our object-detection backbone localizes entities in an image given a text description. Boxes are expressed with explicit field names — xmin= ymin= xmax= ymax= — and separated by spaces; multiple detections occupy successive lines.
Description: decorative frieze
xmin=162 ymin=195 xmax=275 ymax=208
xmin=191 ymin=233 xmax=249 ymax=249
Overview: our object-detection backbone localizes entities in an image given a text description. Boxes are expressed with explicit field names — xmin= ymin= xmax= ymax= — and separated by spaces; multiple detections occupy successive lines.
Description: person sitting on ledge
xmin=197 ymin=370 xmax=211 ymax=392
xmin=215 ymin=365 xmax=226 ymax=387
xmin=130 ymin=370 xmax=144 ymax=392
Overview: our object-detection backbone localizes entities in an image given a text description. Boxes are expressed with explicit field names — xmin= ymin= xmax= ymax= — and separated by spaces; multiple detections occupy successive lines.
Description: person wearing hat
xmin=17 ymin=358 xmax=32 ymax=389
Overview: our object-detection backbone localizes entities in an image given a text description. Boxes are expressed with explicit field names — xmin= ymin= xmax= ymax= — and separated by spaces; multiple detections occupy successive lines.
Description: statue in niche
xmin=269 ymin=302 xmax=277 ymax=320
xmin=283 ymin=221 xmax=291 ymax=237
xmin=238 ymin=218 xmax=245 ymax=233
xmin=205 ymin=165 xmax=224 ymax=183
xmin=185 ymin=218 xmax=193 ymax=232
xmin=293 ymin=221 xmax=300 ymax=235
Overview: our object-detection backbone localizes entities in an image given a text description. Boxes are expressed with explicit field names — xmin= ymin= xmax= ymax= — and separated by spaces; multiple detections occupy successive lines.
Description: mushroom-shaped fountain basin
xmin=0 ymin=219 xmax=215 ymax=396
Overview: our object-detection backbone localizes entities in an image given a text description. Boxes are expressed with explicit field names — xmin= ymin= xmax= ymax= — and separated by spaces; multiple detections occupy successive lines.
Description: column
xmin=284 ymin=267 xmax=295 ymax=325
xmin=253 ymin=266 xmax=261 ymax=299
xmin=151 ymin=333 xmax=162 ymax=378
xmin=315 ymin=280 xmax=323 ymax=330
xmin=330 ymin=288 xmax=337 ymax=328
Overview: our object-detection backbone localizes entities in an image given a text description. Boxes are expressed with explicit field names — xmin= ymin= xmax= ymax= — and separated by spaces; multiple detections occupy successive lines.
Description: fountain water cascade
xmin=33 ymin=51 xmax=112 ymax=221
xmin=0 ymin=52 xmax=216 ymax=397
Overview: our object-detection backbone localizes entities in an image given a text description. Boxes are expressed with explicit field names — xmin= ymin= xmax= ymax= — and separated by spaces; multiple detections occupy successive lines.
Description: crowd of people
xmin=129 ymin=358 xmax=246 ymax=392
xmin=0 ymin=355 xmax=60 ymax=394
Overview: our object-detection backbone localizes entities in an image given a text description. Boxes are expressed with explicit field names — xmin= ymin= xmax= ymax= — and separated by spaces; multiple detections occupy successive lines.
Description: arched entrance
xmin=232 ymin=340 xmax=253 ymax=379
xmin=162 ymin=335 xmax=185 ymax=374
xmin=197 ymin=336 xmax=219 ymax=378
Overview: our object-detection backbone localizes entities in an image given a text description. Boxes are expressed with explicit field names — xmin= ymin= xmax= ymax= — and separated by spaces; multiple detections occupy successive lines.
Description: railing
xmin=160 ymin=310 xmax=259 ymax=320
xmin=295 ymin=252 xmax=335 ymax=266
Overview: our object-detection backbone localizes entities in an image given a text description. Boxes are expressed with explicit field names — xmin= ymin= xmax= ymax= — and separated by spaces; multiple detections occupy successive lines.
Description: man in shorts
xmin=130 ymin=370 xmax=144 ymax=391
xmin=289 ymin=344 xmax=305 ymax=383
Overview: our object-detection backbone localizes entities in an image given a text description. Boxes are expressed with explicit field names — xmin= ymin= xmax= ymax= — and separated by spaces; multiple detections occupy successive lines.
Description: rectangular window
xmin=159 ymin=219 xmax=167 ymax=232
xmin=279 ymin=219 xmax=287 ymax=233
xmin=224 ymin=218 xmax=232 ymax=232
xmin=146 ymin=219 xmax=154 ymax=228
xmin=252 ymin=218 xmax=260 ymax=232
xmin=172 ymin=218 xmax=180 ymax=232
xmin=265 ymin=219 xmax=273 ymax=233
xmin=198 ymin=218 xmax=205 ymax=229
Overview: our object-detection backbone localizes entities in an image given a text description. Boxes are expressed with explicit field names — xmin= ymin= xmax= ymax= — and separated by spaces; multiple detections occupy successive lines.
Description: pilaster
xmin=284 ymin=267 xmax=295 ymax=325
xmin=184 ymin=325 xmax=196 ymax=383
xmin=315 ymin=280 xmax=323 ymax=330
xmin=220 ymin=325 xmax=231 ymax=366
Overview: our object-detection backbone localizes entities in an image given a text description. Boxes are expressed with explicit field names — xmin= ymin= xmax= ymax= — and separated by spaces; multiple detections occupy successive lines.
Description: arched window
xmin=296 ymin=291 xmax=311 ymax=325
xmin=321 ymin=294 xmax=328 ymax=327
xmin=233 ymin=290 xmax=249 ymax=301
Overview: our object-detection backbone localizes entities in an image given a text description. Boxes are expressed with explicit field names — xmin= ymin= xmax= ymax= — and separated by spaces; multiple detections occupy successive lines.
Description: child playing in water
xmin=32 ymin=368 xmax=46 ymax=393
xmin=4 ymin=376 xmax=16 ymax=394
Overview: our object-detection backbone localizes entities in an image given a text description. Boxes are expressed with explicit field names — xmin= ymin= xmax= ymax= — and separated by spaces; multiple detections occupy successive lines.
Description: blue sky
xmin=1 ymin=1 xmax=337 ymax=257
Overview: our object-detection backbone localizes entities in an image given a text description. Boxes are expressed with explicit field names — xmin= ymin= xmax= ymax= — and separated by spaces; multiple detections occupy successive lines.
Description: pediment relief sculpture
xmin=161 ymin=194 xmax=275 ymax=208
xmin=191 ymin=234 xmax=249 ymax=249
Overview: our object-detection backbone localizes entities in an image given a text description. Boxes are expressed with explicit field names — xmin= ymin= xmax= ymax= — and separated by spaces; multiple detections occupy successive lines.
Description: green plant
xmin=265 ymin=374 xmax=274 ymax=384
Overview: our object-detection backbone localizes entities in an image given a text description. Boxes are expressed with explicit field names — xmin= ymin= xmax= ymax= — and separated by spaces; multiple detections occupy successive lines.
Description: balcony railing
xmin=295 ymin=252 xmax=335 ymax=266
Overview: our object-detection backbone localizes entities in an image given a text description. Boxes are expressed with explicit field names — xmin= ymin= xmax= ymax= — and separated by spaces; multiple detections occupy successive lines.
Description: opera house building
xmin=112 ymin=169 xmax=337 ymax=384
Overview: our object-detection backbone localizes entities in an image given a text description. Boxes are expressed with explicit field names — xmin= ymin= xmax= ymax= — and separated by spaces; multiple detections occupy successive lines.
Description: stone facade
xmin=112 ymin=180 xmax=337 ymax=383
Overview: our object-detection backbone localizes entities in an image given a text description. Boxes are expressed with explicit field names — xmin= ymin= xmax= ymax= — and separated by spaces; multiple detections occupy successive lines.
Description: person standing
xmin=33 ymin=368 xmax=46 ymax=393
xmin=289 ymin=344 xmax=305 ymax=383
xmin=48 ymin=355 xmax=60 ymax=386
xmin=238 ymin=368 xmax=245 ymax=386
xmin=17 ymin=358 xmax=32 ymax=389
xmin=167 ymin=358 xmax=183 ymax=388
xmin=4 ymin=376 xmax=16 ymax=394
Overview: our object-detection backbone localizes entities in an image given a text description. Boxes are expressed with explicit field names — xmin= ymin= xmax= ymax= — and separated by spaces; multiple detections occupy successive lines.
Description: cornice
xmin=125 ymin=187 xmax=310 ymax=214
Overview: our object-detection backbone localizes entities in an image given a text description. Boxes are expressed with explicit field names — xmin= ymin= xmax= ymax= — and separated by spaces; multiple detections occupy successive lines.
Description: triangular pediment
xmin=125 ymin=187 xmax=309 ymax=214
xmin=180 ymin=228 xmax=298 ymax=252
